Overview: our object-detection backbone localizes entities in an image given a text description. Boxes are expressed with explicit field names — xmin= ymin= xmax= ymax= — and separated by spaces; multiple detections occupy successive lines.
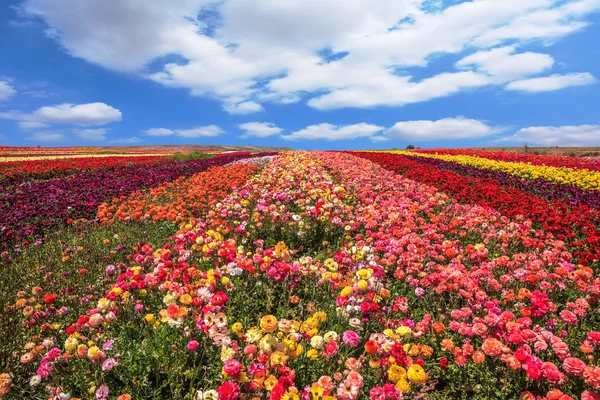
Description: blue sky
xmin=1 ymin=0 xmax=599 ymax=150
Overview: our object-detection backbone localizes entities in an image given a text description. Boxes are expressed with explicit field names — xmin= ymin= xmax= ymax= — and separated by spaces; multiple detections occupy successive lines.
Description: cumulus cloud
xmin=73 ymin=128 xmax=108 ymax=141
xmin=456 ymin=46 xmax=554 ymax=82
xmin=0 ymin=81 xmax=16 ymax=101
xmin=282 ymin=123 xmax=385 ymax=141
xmin=0 ymin=102 xmax=122 ymax=128
xmin=239 ymin=122 xmax=282 ymax=138
xmin=384 ymin=117 xmax=496 ymax=141
xmin=20 ymin=0 xmax=600 ymax=112
xmin=505 ymin=72 xmax=597 ymax=92
xmin=142 ymin=125 xmax=226 ymax=138
xmin=175 ymin=125 xmax=225 ymax=138
xmin=34 ymin=102 xmax=122 ymax=125
xmin=143 ymin=128 xmax=175 ymax=136
xmin=500 ymin=124 xmax=600 ymax=146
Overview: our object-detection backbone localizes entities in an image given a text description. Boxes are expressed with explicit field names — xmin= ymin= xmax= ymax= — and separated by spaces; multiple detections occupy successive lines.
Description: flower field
xmin=1 ymin=150 xmax=600 ymax=400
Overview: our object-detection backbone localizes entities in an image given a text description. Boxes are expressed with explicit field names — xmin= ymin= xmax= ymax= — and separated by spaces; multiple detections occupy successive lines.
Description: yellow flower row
xmin=0 ymin=153 xmax=168 ymax=163
xmin=384 ymin=150 xmax=600 ymax=191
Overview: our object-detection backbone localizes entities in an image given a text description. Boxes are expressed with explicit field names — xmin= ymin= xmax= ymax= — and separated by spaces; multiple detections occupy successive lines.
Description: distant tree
xmin=406 ymin=144 xmax=415 ymax=150
xmin=524 ymin=143 xmax=529 ymax=154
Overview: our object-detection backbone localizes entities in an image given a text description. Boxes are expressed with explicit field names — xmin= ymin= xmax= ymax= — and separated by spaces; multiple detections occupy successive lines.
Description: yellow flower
xmin=407 ymin=364 xmax=427 ymax=384
xmin=265 ymin=375 xmax=278 ymax=391
xmin=231 ymin=322 xmax=244 ymax=335
xmin=340 ymin=286 xmax=352 ymax=297
xmin=270 ymin=351 xmax=288 ymax=365
xmin=245 ymin=327 xmax=262 ymax=343
xmin=306 ymin=349 xmax=319 ymax=360
xmin=283 ymin=392 xmax=300 ymax=400
xmin=387 ymin=365 xmax=407 ymax=383
xmin=357 ymin=268 xmax=373 ymax=279
xmin=179 ymin=294 xmax=193 ymax=305
xmin=396 ymin=326 xmax=412 ymax=336
xmin=310 ymin=386 xmax=324 ymax=398
xmin=396 ymin=379 xmax=410 ymax=393
xmin=357 ymin=280 xmax=368 ymax=290
xmin=144 ymin=314 xmax=156 ymax=324
xmin=87 ymin=346 xmax=100 ymax=359
xmin=313 ymin=311 xmax=327 ymax=322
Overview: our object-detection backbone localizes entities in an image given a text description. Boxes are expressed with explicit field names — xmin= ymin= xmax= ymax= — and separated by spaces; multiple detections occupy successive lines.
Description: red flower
xmin=217 ymin=381 xmax=240 ymax=400
xmin=43 ymin=294 xmax=58 ymax=304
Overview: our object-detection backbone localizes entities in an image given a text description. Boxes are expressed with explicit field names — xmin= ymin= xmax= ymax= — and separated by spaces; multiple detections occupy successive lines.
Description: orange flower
xmin=472 ymin=350 xmax=485 ymax=364
xmin=440 ymin=338 xmax=454 ymax=351
xmin=432 ymin=322 xmax=445 ymax=334
xmin=482 ymin=338 xmax=504 ymax=357
xmin=260 ymin=315 xmax=278 ymax=333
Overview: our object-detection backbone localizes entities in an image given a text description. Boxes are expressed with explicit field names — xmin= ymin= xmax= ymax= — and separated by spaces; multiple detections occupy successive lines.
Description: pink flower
xmin=584 ymin=366 xmax=600 ymax=390
xmin=563 ymin=357 xmax=586 ymax=376
xmin=187 ymin=340 xmax=199 ymax=351
xmin=324 ymin=341 xmax=339 ymax=357
xmin=101 ymin=358 xmax=118 ymax=372
xmin=582 ymin=391 xmax=600 ymax=400
xmin=342 ymin=331 xmax=360 ymax=347
xmin=95 ymin=385 xmax=109 ymax=400
xmin=223 ymin=359 xmax=242 ymax=376
xmin=559 ymin=310 xmax=578 ymax=325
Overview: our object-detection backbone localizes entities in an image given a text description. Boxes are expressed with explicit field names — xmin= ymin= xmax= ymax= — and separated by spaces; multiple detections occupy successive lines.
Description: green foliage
xmin=168 ymin=152 xmax=214 ymax=162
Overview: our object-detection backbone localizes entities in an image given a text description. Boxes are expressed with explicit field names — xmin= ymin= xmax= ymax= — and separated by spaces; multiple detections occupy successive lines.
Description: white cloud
xmin=239 ymin=122 xmax=282 ymax=138
xmin=142 ymin=125 xmax=226 ymax=138
xmin=20 ymin=0 xmax=600 ymax=111
xmin=224 ymin=101 xmax=264 ymax=114
xmin=73 ymin=127 xmax=108 ymax=141
xmin=143 ymin=128 xmax=175 ymax=136
xmin=505 ymin=72 xmax=597 ymax=92
xmin=19 ymin=120 xmax=50 ymax=130
xmin=34 ymin=102 xmax=122 ymax=125
xmin=282 ymin=123 xmax=385 ymax=141
xmin=27 ymin=130 xmax=65 ymax=142
xmin=500 ymin=124 xmax=600 ymax=146
xmin=456 ymin=46 xmax=554 ymax=82
xmin=0 ymin=81 xmax=16 ymax=100
xmin=175 ymin=125 xmax=225 ymax=138
xmin=385 ymin=117 xmax=496 ymax=141
xmin=110 ymin=136 xmax=143 ymax=144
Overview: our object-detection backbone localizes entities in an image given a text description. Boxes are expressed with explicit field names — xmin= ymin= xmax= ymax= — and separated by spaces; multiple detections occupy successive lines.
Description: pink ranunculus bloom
xmin=342 ymin=330 xmax=360 ymax=347
xmin=223 ymin=358 xmax=242 ymax=376
xmin=563 ymin=357 xmax=587 ymax=376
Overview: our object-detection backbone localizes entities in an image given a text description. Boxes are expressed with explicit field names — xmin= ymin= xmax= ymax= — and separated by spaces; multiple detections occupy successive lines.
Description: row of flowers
xmin=401 ymin=153 xmax=600 ymax=209
xmin=4 ymin=151 xmax=600 ymax=399
xmin=353 ymin=152 xmax=600 ymax=265
xmin=413 ymin=149 xmax=600 ymax=172
xmin=0 ymin=154 xmax=253 ymax=255
xmin=385 ymin=151 xmax=600 ymax=191
xmin=97 ymin=160 xmax=267 ymax=225
xmin=0 ymin=156 xmax=166 ymax=181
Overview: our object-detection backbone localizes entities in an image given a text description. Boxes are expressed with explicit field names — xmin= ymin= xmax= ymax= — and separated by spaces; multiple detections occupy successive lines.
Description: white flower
xmin=292 ymin=214 xmax=301 ymax=222
xmin=310 ymin=335 xmax=324 ymax=349
xmin=29 ymin=375 xmax=41 ymax=386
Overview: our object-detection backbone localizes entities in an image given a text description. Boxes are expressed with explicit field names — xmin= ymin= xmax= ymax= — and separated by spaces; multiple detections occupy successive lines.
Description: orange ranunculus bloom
xmin=260 ymin=315 xmax=278 ymax=333
xmin=482 ymin=338 xmax=504 ymax=357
